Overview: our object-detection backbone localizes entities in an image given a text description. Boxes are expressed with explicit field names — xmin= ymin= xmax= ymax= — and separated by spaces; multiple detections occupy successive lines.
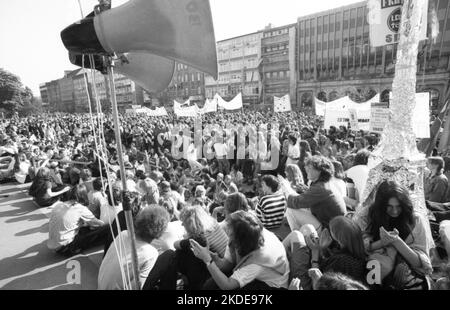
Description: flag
xmin=274 ymin=94 xmax=292 ymax=113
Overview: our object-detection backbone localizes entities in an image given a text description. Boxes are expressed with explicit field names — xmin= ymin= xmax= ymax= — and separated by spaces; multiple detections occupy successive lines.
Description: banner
xmin=174 ymin=100 xmax=200 ymax=117
xmin=412 ymin=93 xmax=431 ymax=139
xmin=217 ymin=93 xmax=243 ymax=110
xmin=370 ymin=102 xmax=390 ymax=133
xmin=369 ymin=0 xmax=428 ymax=47
xmin=274 ymin=94 xmax=292 ymax=113
xmin=314 ymin=98 xmax=326 ymax=116
xmin=134 ymin=107 xmax=168 ymax=116
xmin=201 ymin=98 xmax=218 ymax=114
xmin=324 ymin=95 xmax=378 ymax=131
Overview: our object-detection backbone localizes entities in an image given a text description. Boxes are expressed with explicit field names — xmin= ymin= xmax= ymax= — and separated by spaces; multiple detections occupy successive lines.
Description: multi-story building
xmin=157 ymin=63 xmax=206 ymax=106
xmin=45 ymin=80 xmax=61 ymax=112
xmin=260 ymin=23 xmax=297 ymax=105
xmin=41 ymin=70 xmax=145 ymax=113
xmin=205 ymin=31 xmax=263 ymax=105
xmin=296 ymin=0 xmax=450 ymax=112
xmin=39 ymin=83 xmax=48 ymax=106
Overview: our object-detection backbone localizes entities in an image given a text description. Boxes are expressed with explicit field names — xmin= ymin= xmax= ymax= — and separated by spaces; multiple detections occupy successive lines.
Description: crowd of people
xmin=0 ymin=109 xmax=449 ymax=290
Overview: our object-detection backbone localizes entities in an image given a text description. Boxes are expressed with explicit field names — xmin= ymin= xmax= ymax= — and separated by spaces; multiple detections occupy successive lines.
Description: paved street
xmin=0 ymin=182 xmax=101 ymax=290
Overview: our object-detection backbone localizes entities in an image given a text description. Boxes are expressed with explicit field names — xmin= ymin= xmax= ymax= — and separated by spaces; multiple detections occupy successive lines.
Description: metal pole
xmin=107 ymin=61 xmax=141 ymax=290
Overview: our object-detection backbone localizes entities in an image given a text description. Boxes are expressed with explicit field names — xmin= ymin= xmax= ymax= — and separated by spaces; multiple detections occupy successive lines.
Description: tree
xmin=0 ymin=68 xmax=31 ymax=114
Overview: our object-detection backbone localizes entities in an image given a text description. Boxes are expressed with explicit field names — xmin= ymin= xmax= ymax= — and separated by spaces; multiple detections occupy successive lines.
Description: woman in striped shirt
xmin=255 ymin=175 xmax=287 ymax=231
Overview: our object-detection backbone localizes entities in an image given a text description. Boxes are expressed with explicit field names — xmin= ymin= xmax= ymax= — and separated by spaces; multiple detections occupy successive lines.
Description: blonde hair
xmin=180 ymin=206 xmax=217 ymax=240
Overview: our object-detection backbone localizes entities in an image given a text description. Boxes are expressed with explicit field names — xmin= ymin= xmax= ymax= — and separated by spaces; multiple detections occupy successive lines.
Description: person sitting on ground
xmin=345 ymin=149 xmax=371 ymax=210
xmin=98 ymin=205 xmax=171 ymax=290
xmin=425 ymin=156 xmax=448 ymax=204
xmin=255 ymin=175 xmax=287 ymax=231
xmin=191 ymin=211 xmax=290 ymax=290
xmin=286 ymin=156 xmax=346 ymax=232
xmin=48 ymin=183 xmax=109 ymax=257
xmin=356 ymin=180 xmax=433 ymax=290
xmin=88 ymin=178 xmax=108 ymax=219
xmin=213 ymin=192 xmax=250 ymax=228
xmin=29 ymin=167 xmax=71 ymax=207
xmin=14 ymin=152 xmax=31 ymax=184
xmin=137 ymin=177 xmax=160 ymax=206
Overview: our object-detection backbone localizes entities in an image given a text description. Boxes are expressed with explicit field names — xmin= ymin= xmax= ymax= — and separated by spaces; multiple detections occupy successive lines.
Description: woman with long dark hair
xmin=359 ymin=180 xmax=433 ymax=289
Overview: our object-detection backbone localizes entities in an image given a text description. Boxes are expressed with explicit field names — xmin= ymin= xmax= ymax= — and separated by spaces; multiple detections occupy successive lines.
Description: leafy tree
xmin=0 ymin=68 xmax=32 ymax=114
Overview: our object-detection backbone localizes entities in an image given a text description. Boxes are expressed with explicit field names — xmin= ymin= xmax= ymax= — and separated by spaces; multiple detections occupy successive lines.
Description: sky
xmin=0 ymin=0 xmax=362 ymax=95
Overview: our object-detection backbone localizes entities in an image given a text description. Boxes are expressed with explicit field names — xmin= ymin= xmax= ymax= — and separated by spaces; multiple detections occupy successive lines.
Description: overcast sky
xmin=0 ymin=0 xmax=362 ymax=95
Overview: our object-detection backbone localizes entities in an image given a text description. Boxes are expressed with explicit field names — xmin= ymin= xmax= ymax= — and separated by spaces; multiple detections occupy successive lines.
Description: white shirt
xmin=47 ymin=202 xmax=96 ymax=251
xmin=346 ymin=165 xmax=370 ymax=202
xmin=214 ymin=143 xmax=228 ymax=157
xmin=98 ymin=231 xmax=158 ymax=290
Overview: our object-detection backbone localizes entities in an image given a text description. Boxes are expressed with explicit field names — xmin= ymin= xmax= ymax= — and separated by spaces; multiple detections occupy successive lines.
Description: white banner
xmin=174 ymin=100 xmax=200 ymax=117
xmin=369 ymin=0 xmax=428 ymax=47
xmin=315 ymin=98 xmax=326 ymax=116
xmin=274 ymin=94 xmax=292 ymax=113
xmin=201 ymin=98 xmax=218 ymax=114
xmin=216 ymin=93 xmax=243 ymax=110
xmin=324 ymin=95 xmax=378 ymax=131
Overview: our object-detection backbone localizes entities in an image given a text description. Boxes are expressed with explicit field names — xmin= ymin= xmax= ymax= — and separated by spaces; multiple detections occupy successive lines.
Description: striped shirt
xmin=255 ymin=192 xmax=286 ymax=230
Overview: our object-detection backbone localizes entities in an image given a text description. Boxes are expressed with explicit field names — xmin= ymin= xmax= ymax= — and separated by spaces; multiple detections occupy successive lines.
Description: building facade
xmin=261 ymin=24 xmax=297 ymax=105
xmin=41 ymin=70 xmax=145 ymax=113
xmin=157 ymin=63 xmax=206 ymax=106
xmin=296 ymin=0 xmax=450 ymax=112
xmin=205 ymin=32 xmax=263 ymax=105
xmin=39 ymin=84 xmax=48 ymax=106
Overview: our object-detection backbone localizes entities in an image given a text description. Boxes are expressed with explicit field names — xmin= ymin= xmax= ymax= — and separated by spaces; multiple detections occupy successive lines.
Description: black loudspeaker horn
xmin=61 ymin=0 xmax=218 ymax=79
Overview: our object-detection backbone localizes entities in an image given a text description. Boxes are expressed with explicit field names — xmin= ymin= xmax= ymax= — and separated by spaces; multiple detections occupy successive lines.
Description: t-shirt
xmin=345 ymin=165 xmax=369 ymax=203
xmin=47 ymin=202 xmax=97 ymax=251
xmin=98 ymin=231 xmax=158 ymax=290
xmin=255 ymin=192 xmax=286 ymax=230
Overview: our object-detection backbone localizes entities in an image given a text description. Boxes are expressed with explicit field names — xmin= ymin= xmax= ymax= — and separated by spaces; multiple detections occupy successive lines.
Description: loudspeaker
xmin=61 ymin=0 xmax=218 ymax=79
xmin=70 ymin=52 xmax=175 ymax=93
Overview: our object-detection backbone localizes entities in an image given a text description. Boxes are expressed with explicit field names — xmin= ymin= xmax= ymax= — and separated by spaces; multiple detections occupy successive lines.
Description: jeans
xmin=58 ymin=225 xmax=111 ymax=256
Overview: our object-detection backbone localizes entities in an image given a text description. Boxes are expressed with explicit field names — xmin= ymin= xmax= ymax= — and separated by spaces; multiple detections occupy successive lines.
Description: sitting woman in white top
xmin=356 ymin=180 xmax=433 ymax=290
xmin=190 ymin=211 xmax=290 ymax=290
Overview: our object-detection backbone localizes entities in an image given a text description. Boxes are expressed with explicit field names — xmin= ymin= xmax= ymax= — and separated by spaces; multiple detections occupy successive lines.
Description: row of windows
xmin=263 ymin=28 xmax=289 ymax=38
xmin=174 ymin=73 xmax=203 ymax=83
xmin=264 ymin=44 xmax=288 ymax=53
xmin=264 ymin=70 xmax=290 ymax=79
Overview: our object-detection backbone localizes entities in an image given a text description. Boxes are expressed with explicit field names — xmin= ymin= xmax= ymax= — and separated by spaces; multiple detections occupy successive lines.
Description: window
xmin=286 ymin=71 xmax=290 ymax=78
xmin=336 ymin=21 xmax=341 ymax=31
xmin=280 ymin=71 xmax=285 ymax=78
